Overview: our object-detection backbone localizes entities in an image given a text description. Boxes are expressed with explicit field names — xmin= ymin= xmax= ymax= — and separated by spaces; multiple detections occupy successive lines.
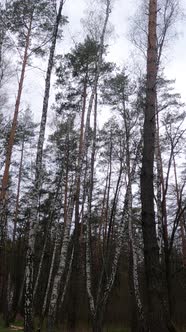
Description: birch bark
xmin=33 ymin=173 xmax=64 ymax=301
xmin=155 ymin=108 xmax=164 ymax=260
xmin=47 ymin=195 xmax=74 ymax=332
xmin=173 ymin=155 xmax=186 ymax=266
xmin=24 ymin=3 xmax=65 ymax=331
xmin=128 ymin=184 xmax=144 ymax=329
xmin=85 ymin=92 xmax=98 ymax=321
xmin=41 ymin=223 xmax=61 ymax=322
xmin=122 ymin=90 xmax=145 ymax=330
xmin=59 ymin=246 xmax=74 ymax=309
xmin=103 ymin=148 xmax=140 ymax=298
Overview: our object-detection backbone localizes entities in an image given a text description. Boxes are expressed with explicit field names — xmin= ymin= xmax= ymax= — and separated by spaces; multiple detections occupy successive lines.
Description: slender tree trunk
xmin=84 ymin=0 xmax=111 ymax=146
xmin=24 ymin=3 xmax=65 ymax=331
xmin=85 ymin=2 xmax=113 ymax=322
xmin=128 ymin=184 xmax=145 ymax=331
xmin=40 ymin=224 xmax=61 ymax=324
xmin=0 ymin=17 xmax=32 ymax=209
xmin=13 ymin=135 xmax=25 ymax=243
xmin=0 ymin=16 xmax=32 ymax=326
xmin=173 ymin=155 xmax=186 ymax=266
xmin=89 ymin=143 xmax=141 ymax=332
xmin=69 ymin=73 xmax=88 ymax=332
xmin=59 ymin=246 xmax=74 ymax=309
xmin=104 ymin=133 xmax=112 ymax=245
xmin=0 ymin=25 xmax=4 ymax=84
xmin=33 ymin=173 xmax=64 ymax=301
xmin=47 ymin=195 xmax=74 ymax=332
xmin=99 ymin=171 xmax=109 ymax=244
xmin=85 ymin=91 xmax=98 ymax=326
xmin=33 ymin=231 xmax=48 ymax=301
xmin=97 ymin=142 xmax=141 ymax=316
xmin=0 ymin=13 xmax=32 ymax=266
xmin=155 ymin=109 xmax=173 ymax=317
xmin=16 ymin=272 xmax=25 ymax=317
xmin=4 ymin=273 xmax=14 ymax=326
xmin=92 ymin=311 xmax=104 ymax=332
xmin=86 ymin=216 xmax=95 ymax=317
xmin=84 ymin=2 xmax=113 ymax=325
xmin=122 ymin=93 xmax=145 ymax=330
xmin=155 ymin=111 xmax=163 ymax=260
xmin=5 ymin=135 xmax=25 ymax=325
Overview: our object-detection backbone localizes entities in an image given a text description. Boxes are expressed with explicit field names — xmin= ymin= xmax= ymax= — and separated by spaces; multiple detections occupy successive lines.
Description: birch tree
xmin=24 ymin=2 xmax=66 ymax=331
xmin=84 ymin=69 xmax=143 ymax=332
xmin=50 ymin=12 xmax=113 ymax=326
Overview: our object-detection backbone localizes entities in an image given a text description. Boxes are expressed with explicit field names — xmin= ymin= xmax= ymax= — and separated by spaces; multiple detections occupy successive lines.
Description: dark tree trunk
xmin=92 ymin=310 xmax=104 ymax=332
xmin=140 ymin=0 xmax=177 ymax=331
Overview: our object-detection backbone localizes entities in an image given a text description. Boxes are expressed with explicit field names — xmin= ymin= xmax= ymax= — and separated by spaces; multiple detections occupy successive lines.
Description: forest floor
xmin=0 ymin=323 xmax=185 ymax=332
xmin=0 ymin=322 xmax=23 ymax=332
xmin=0 ymin=317 xmax=131 ymax=332
xmin=0 ymin=325 xmax=130 ymax=332
xmin=0 ymin=323 xmax=131 ymax=332
xmin=0 ymin=329 xmax=130 ymax=332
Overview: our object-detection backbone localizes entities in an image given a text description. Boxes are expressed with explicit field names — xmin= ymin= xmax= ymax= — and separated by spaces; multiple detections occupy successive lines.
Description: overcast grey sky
xmin=63 ymin=0 xmax=186 ymax=98
xmin=61 ymin=0 xmax=186 ymax=101
xmin=19 ymin=0 xmax=186 ymax=125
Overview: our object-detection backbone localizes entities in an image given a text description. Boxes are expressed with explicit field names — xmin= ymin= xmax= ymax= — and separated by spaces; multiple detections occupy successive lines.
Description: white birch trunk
xmin=47 ymin=196 xmax=74 ymax=332
xmin=6 ymin=273 xmax=14 ymax=321
xmin=86 ymin=215 xmax=96 ymax=318
xmin=102 ymin=143 xmax=141 ymax=305
xmin=155 ymin=140 xmax=163 ymax=260
xmin=60 ymin=246 xmax=74 ymax=308
xmin=24 ymin=3 xmax=65 ymax=331
xmin=155 ymin=113 xmax=163 ymax=261
xmin=41 ymin=224 xmax=61 ymax=318
xmin=128 ymin=184 xmax=144 ymax=322
xmin=33 ymin=233 xmax=48 ymax=300
xmin=33 ymin=178 xmax=63 ymax=300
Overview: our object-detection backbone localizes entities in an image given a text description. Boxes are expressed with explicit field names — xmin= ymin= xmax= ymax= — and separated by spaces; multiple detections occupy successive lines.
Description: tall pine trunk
xmin=0 ymin=17 xmax=32 ymax=211
xmin=140 ymin=1 xmax=176 ymax=331
xmin=0 ymin=15 xmax=32 ymax=325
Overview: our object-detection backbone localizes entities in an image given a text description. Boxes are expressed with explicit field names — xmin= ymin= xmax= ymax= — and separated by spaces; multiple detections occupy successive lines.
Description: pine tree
xmin=140 ymin=0 xmax=177 ymax=330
